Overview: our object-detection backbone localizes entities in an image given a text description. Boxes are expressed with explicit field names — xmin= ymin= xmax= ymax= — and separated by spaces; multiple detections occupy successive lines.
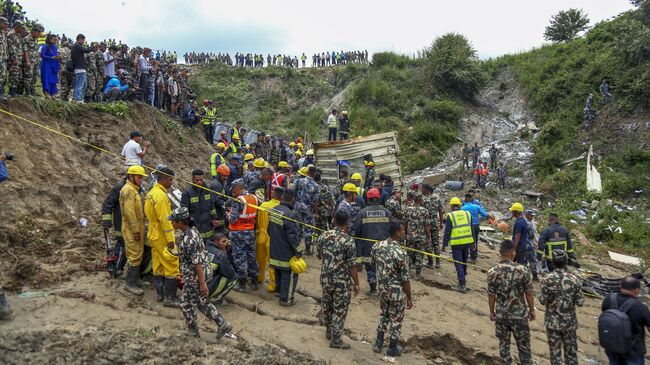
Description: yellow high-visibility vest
xmin=448 ymin=210 xmax=474 ymax=246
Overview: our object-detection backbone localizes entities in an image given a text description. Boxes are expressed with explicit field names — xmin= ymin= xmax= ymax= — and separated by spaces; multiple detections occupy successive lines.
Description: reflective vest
xmin=210 ymin=153 xmax=226 ymax=176
xmin=37 ymin=36 xmax=46 ymax=46
xmin=356 ymin=187 xmax=365 ymax=197
xmin=545 ymin=239 xmax=568 ymax=259
xmin=447 ymin=210 xmax=474 ymax=246
xmin=201 ymin=106 xmax=216 ymax=125
xmin=232 ymin=127 xmax=240 ymax=141
xmin=271 ymin=173 xmax=286 ymax=192
xmin=328 ymin=114 xmax=337 ymax=128
xmin=228 ymin=194 xmax=258 ymax=231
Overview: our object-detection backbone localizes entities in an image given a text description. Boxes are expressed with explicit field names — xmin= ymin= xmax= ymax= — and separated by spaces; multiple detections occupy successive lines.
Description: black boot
xmin=329 ymin=335 xmax=351 ymax=349
xmin=373 ymin=331 xmax=384 ymax=353
xmin=187 ymin=323 xmax=200 ymax=338
xmin=435 ymin=257 xmax=441 ymax=268
xmin=250 ymin=277 xmax=258 ymax=291
xmin=367 ymin=283 xmax=378 ymax=296
xmin=414 ymin=268 xmax=423 ymax=281
xmin=326 ymin=325 xmax=332 ymax=340
xmin=425 ymin=256 xmax=434 ymax=269
xmin=0 ymin=289 xmax=13 ymax=319
xmin=455 ymin=280 xmax=468 ymax=294
xmin=215 ymin=314 xmax=232 ymax=340
xmin=162 ymin=277 xmax=181 ymax=308
xmin=9 ymin=87 xmax=16 ymax=97
xmin=532 ymin=272 xmax=539 ymax=282
xmin=153 ymin=276 xmax=164 ymax=302
xmin=386 ymin=339 xmax=403 ymax=357
xmin=123 ymin=264 xmax=144 ymax=296
xmin=233 ymin=278 xmax=247 ymax=293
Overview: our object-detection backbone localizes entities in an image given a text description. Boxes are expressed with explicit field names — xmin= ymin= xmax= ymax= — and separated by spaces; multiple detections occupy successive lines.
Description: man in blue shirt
xmin=103 ymin=70 xmax=131 ymax=102
xmin=510 ymin=202 xmax=529 ymax=265
xmin=0 ymin=152 xmax=8 ymax=183
xmin=461 ymin=194 xmax=487 ymax=263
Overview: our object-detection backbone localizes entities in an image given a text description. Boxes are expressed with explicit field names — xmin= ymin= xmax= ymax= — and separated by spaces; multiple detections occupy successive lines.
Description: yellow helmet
xmin=216 ymin=142 xmax=226 ymax=149
xmin=341 ymin=110 xmax=348 ymax=116
xmin=342 ymin=183 xmax=358 ymax=193
xmin=351 ymin=172 xmax=362 ymax=181
xmin=127 ymin=165 xmax=147 ymax=177
xmin=297 ymin=142 xmax=304 ymax=150
xmin=290 ymin=256 xmax=307 ymax=274
xmin=289 ymin=141 xmax=296 ymax=147
xmin=243 ymin=153 xmax=254 ymax=162
xmin=449 ymin=197 xmax=462 ymax=206
xmin=295 ymin=150 xmax=303 ymax=156
xmin=278 ymin=161 xmax=289 ymax=168
xmin=306 ymin=149 xmax=314 ymax=156
xmin=253 ymin=158 xmax=265 ymax=168
xmin=367 ymin=161 xmax=375 ymax=167
xmin=264 ymin=161 xmax=272 ymax=169
xmin=298 ymin=166 xmax=309 ymax=176
xmin=509 ymin=202 xmax=525 ymax=212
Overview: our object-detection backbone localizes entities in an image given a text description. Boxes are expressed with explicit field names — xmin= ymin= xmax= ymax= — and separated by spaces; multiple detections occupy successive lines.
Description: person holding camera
xmin=0 ymin=151 xmax=11 ymax=183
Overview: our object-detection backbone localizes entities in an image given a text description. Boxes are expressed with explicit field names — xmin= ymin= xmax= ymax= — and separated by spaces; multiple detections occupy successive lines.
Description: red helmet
xmin=203 ymin=99 xmax=209 ymax=105
xmin=367 ymin=188 xmax=381 ymax=199
xmin=216 ymin=164 xmax=231 ymax=176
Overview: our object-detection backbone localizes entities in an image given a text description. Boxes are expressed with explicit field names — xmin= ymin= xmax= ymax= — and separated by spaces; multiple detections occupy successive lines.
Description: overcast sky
xmin=22 ymin=0 xmax=633 ymax=59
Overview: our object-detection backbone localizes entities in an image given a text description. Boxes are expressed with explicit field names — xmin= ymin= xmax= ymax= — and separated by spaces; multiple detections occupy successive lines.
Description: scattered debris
xmin=444 ymin=181 xmax=464 ymax=191
xmin=79 ymin=218 xmax=89 ymax=227
xmin=608 ymin=252 xmax=641 ymax=266
xmin=586 ymin=145 xmax=602 ymax=193
xmin=421 ymin=173 xmax=449 ymax=187
xmin=56 ymin=289 xmax=96 ymax=302
xmin=17 ymin=290 xmax=50 ymax=299
xmin=607 ymin=226 xmax=623 ymax=234
xmin=570 ymin=209 xmax=588 ymax=221
xmin=571 ymin=229 xmax=591 ymax=247
xmin=522 ymin=191 xmax=543 ymax=198
xmin=560 ymin=153 xmax=586 ymax=166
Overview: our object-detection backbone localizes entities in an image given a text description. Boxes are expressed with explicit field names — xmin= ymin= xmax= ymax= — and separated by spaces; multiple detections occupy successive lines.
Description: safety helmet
xmin=278 ymin=161 xmax=289 ymax=168
xmin=203 ymin=99 xmax=209 ymax=105
xmin=289 ymin=142 xmax=296 ymax=147
xmin=298 ymin=166 xmax=309 ymax=176
xmin=351 ymin=172 xmax=362 ymax=181
xmin=341 ymin=111 xmax=348 ymax=116
xmin=264 ymin=161 xmax=272 ymax=169
xmin=232 ymin=135 xmax=240 ymax=140
xmin=306 ymin=149 xmax=314 ymax=156
xmin=168 ymin=207 xmax=190 ymax=221
xmin=449 ymin=197 xmax=462 ymax=206
xmin=297 ymin=143 xmax=304 ymax=150
xmin=295 ymin=150 xmax=303 ymax=156
xmin=290 ymin=256 xmax=307 ymax=274
xmin=342 ymin=183 xmax=358 ymax=193
xmin=216 ymin=164 xmax=231 ymax=176
xmin=367 ymin=188 xmax=380 ymax=199
xmin=220 ymin=130 xmax=226 ymax=135
xmin=509 ymin=202 xmax=524 ymax=212
xmin=253 ymin=158 xmax=265 ymax=168
xmin=243 ymin=153 xmax=254 ymax=161
xmin=216 ymin=142 xmax=226 ymax=149
xmin=367 ymin=161 xmax=375 ymax=167
xmin=127 ymin=165 xmax=147 ymax=176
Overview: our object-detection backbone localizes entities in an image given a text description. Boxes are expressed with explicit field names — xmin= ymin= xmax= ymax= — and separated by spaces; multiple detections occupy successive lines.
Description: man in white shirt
xmin=122 ymin=131 xmax=150 ymax=166
xmin=138 ymin=48 xmax=153 ymax=102
xmin=103 ymin=44 xmax=116 ymax=78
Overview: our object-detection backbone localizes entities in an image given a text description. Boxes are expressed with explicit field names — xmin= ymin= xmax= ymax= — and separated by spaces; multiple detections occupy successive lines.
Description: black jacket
xmin=71 ymin=43 xmax=91 ymax=70
xmin=206 ymin=242 xmax=236 ymax=281
xmin=247 ymin=175 xmax=269 ymax=201
xmin=352 ymin=203 xmax=391 ymax=260
xmin=601 ymin=293 xmax=650 ymax=356
xmin=101 ymin=179 xmax=126 ymax=236
xmin=268 ymin=202 xmax=301 ymax=269
xmin=181 ymin=184 xmax=217 ymax=235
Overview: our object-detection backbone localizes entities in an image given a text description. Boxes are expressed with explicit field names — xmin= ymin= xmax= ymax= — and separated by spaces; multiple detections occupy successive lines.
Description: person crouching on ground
xmin=168 ymin=207 xmax=233 ymax=339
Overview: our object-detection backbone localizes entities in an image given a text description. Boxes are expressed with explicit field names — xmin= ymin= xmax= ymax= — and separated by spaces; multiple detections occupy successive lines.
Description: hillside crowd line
xmin=183 ymin=50 xmax=369 ymax=67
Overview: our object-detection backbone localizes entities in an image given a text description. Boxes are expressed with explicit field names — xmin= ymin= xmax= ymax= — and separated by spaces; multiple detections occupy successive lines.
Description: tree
xmin=426 ymin=33 xmax=487 ymax=99
xmin=544 ymin=9 xmax=590 ymax=42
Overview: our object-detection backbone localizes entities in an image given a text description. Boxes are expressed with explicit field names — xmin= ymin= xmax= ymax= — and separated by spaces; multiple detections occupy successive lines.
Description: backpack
xmin=598 ymin=294 xmax=638 ymax=354
xmin=65 ymin=59 xmax=74 ymax=73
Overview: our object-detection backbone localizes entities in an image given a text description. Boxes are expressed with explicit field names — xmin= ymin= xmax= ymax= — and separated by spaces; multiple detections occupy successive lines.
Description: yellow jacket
xmin=144 ymin=183 xmax=175 ymax=245
xmin=255 ymin=198 xmax=281 ymax=247
xmin=119 ymin=180 xmax=144 ymax=240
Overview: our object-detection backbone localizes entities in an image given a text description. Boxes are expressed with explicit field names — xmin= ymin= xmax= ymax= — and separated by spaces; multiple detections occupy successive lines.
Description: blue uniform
xmin=294 ymin=176 xmax=320 ymax=251
xmin=461 ymin=202 xmax=487 ymax=260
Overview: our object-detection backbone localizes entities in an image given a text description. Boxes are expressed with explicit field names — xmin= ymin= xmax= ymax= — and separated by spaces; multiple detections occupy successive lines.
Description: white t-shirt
xmin=122 ymin=139 xmax=143 ymax=166
xmin=103 ymin=51 xmax=115 ymax=77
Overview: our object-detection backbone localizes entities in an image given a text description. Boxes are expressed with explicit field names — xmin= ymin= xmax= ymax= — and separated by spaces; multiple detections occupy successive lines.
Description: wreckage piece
xmin=608 ymin=251 xmax=640 ymax=266
xmin=560 ymin=153 xmax=586 ymax=166
xmin=586 ymin=145 xmax=602 ymax=193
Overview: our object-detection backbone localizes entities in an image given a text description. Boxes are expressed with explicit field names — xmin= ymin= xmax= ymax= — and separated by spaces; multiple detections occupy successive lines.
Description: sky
xmin=21 ymin=0 xmax=634 ymax=60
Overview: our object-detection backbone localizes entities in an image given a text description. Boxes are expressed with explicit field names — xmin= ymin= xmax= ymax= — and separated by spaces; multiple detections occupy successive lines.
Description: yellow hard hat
xmin=342 ymin=183 xmax=358 ymax=193
xmin=216 ymin=142 xmax=226 ymax=149
xmin=253 ymin=158 xmax=265 ymax=168
xmin=243 ymin=153 xmax=254 ymax=161
xmin=295 ymin=150 xmax=303 ymax=156
xmin=278 ymin=161 xmax=289 ymax=168
xmin=127 ymin=165 xmax=147 ymax=177
xmin=246 ymin=144 xmax=251 ymax=149
xmin=449 ymin=197 xmax=462 ymax=206
xmin=232 ymin=135 xmax=240 ymax=140
xmin=351 ymin=172 xmax=362 ymax=181
xmin=509 ymin=202 xmax=525 ymax=212
xmin=297 ymin=143 xmax=304 ymax=150
xmin=298 ymin=166 xmax=309 ymax=176
xmin=290 ymin=256 xmax=307 ymax=274
xmin=264 ymin=161 xmax=272 ymax=169
xmin=306 ymin=149 xmax=314 ymax=156
xmin=341 ymin=110 xmax=348 ymax=116
xmin=289 ymin=141 xmax=296 ymax=147
xmin=367 ymin=161 xmax=375 ymax=167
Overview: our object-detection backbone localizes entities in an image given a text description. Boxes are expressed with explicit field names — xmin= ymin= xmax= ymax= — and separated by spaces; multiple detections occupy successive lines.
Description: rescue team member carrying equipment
xmin=442 ymin=197 xmax=474 ymax=293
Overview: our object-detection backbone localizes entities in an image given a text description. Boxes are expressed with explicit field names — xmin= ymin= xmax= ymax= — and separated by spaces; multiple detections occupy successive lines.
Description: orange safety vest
xmin=228 ymin=194 xmax=259 ymax=231
xmin=271 ymin=172 xmax=286 ymax=192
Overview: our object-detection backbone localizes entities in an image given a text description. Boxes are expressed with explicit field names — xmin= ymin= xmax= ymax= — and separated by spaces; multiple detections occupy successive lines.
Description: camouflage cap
xmin=31 ymin=23 xmax=44 ymax=32
xmin=392 ymin=187 xmax=402 ymax=194
xmin=0 ymin=17 xmax=8 ymax=24
xmin=12 ymin=20 xmax=25 ymax=28
xmin=411 ymin=191 xmax=422 ymax=200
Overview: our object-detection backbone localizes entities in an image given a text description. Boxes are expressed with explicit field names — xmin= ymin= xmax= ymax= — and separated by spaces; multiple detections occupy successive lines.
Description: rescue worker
xmin=7 ymin=20 xmax=25 ymax=97
xmin=404 ymin=192 xmax=431 ymax=280
xmin=471 ymin=142 xmax=480 ymax=169
xmin=497 ymin=162 xmax=506 ymax=189
xmin=180 ymin=169 xmax=219 ymax=242
xmin=247 ymin=164 xmax=271 ymax=202
xmin=487 ymin=239 xmax=535 ymax=365
xmin=364 ymin=161 xmax=375 ymax=191
xmin=102 ymin=174 xmax=128 ymax=277
xmin=352 ymin=188 xmax=391 ymax=295
xmin=371 ymin=219 xmax=413 ymax=357
xmin=230 ymin=120 xmax=243 ymax=142
xmin=294 ymin=165 xmax=320 ymax=255
xmin=210 ymin=163 xmax=231 ymax=220
xmin=317 ymin=210 xmax=360 ymax=349
xmin=335 ymin=183 xmax=359 ymax=230
xmin=327 ymin=109 xmax=338 ymax=141
xmin=144 ymin=166 xmax=181 ymax=307
xmin=538 ymin=250 xmax=584 ymax=365
xmin=255 ymin=187 xmax=283 ymax=292
xmin=489 ymin=144 xmax=499 ymax=171
xmin=315 ymin=170 xmax=336 ymax=231
xmin=268 ymin=189 xmax=302 ymax=306
xmin=226 ymin=155 xmax=243 ymax=187
xmin=271 ymin=161 xmax=290 ymax=193
xmin=421 ymin=184 xmax=443 ymax=269
xmin=210 ymin=143 xmax=227 ymax=178
xmin=442 ymin=197 xmax=474 ymax=293
xmin=119 ymin=165 xmax=148 ymax=295
xmin=524 ymin=210 xmax=539 ymax=281
xmin=384 ymin=187 xmax=403 ymax=220
xmin=462 ymin=143 xmax=471 ymax=170
xmin=537 ymin=213 xmax=575 ymax=272
xmin=226 ymin=179 xmax=259 ymax=292
xmin=350 ymin=172 xmax=364 ymax=198
xmin=205 ymin=233 xmax=238 ymax=305
xmin=242 ymin=153 xmax=255 ymax=186
xmin=168 ymin=207 xmax=233 ymax=339
xmin=461 ymin=193 xmax=487 ymax=264
xmin=199 ymin=100 xmax=216 ymax=144
xmin=510 ymin=202 xmax=529 ymax=267
xmin=0 ymin=17 xmax=9 ymax=101
xmin=338 ymin=111 xmax=350 ymax=140
xmin=334 ymin=169 xmax=349 ymax=196
xmin=304 ymin=149 xmax=316 ymax=167
xmin=22 ymin=23 xmax=42 ymax=96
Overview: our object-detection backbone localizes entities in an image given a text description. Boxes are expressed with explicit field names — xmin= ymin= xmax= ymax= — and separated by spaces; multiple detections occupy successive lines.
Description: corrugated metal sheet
xmin=313 ymin=132 xmax=403 ymax=190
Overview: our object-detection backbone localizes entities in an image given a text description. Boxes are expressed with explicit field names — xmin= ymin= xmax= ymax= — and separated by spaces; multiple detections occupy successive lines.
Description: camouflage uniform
xmin=21 ymin=34 xmax=39 ymax=95
xmin=364 ymin=167 xmax=375 ymax=190
xmin=422 ymin=194 xmax=442 ymax=263
xmin=294 ymin=175 xmax=320 ymax=252
xmin=487 ymin=260 xmax=533 ymax=365
xmin=6 ymin=29 xmax=23 ymax=94
xmin=384 ymin=195 xmax=403 ymax=221
xmin=371 ymin=238 xmax=409 ymax=341
xmin=58 ymin=46 xmax=72 ymax=100
xmin=178 ymin=226 xmax=223 ymax=329
xmin=0 ymin=27 xmax=7 ymax=93
xmin=226 ymin=198 xmax=258 ymax=280
xmin=85 ymin=51 xmax=98 ymax=100
xmin=94 ymin=49 xmax=104 ymax=100
xmin=317 ymin=228 xmax=357 ymax=340
xmin=334 ymin=178 xmax=347 ymax=197
xmin=404 ymin=202 xmax=430 ymax=274
xmin=335 ymin=199 xmax=356 ymax=231
xmin=315 ymin=181 xmax=335 ymax=231
xmin=538 ymin=269 xmax=584 ymax=365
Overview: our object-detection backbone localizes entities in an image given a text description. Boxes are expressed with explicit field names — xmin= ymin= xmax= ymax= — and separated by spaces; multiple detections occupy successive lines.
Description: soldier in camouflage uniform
xmin=94 ymin=44 xmax=105 ymax=101
xmin=84 ymin=43 xmax=99 ymax=101
xmin=403 ymin=192 xmax=431 ymax=280
xmin=315 ymin=170 xmax=335 ymax=231
xmin=168 ymin=207 xmax=233 ymax=339
xmin=179 ymin=69 xmax=190 ymax=104
xmin=371 ymin=219 xmax=413 ymax=357
xmin=384 ymin=187 xmax=402 ymax=220
xmin=226 ymin=179 xmax=260 ymax=292
xmin=58 ymin=42 xmax=73 ymax=101
xmin=538 ymin=250 xmax=584 ymax=365
xmin=317 ymin=210 xmax=360 ymax=349
xmin=6 ymin=20 xmax=25 ymax=96
xmin=487 ymin=239 xmax=535 ymax=365
xmin=422 ymin=184 xmax=443 ymax=269
xmin=294 ymin=165 xmax=320 ymax=254
xmin=21 ymin=23 xmax=42 ymax=96
xmin=0 ymin=17 xmax=8 ymax=100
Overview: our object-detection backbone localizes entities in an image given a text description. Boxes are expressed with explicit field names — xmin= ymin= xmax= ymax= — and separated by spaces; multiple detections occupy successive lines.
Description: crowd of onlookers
xmin=183 ymin=50 xmax=370 ymax=68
